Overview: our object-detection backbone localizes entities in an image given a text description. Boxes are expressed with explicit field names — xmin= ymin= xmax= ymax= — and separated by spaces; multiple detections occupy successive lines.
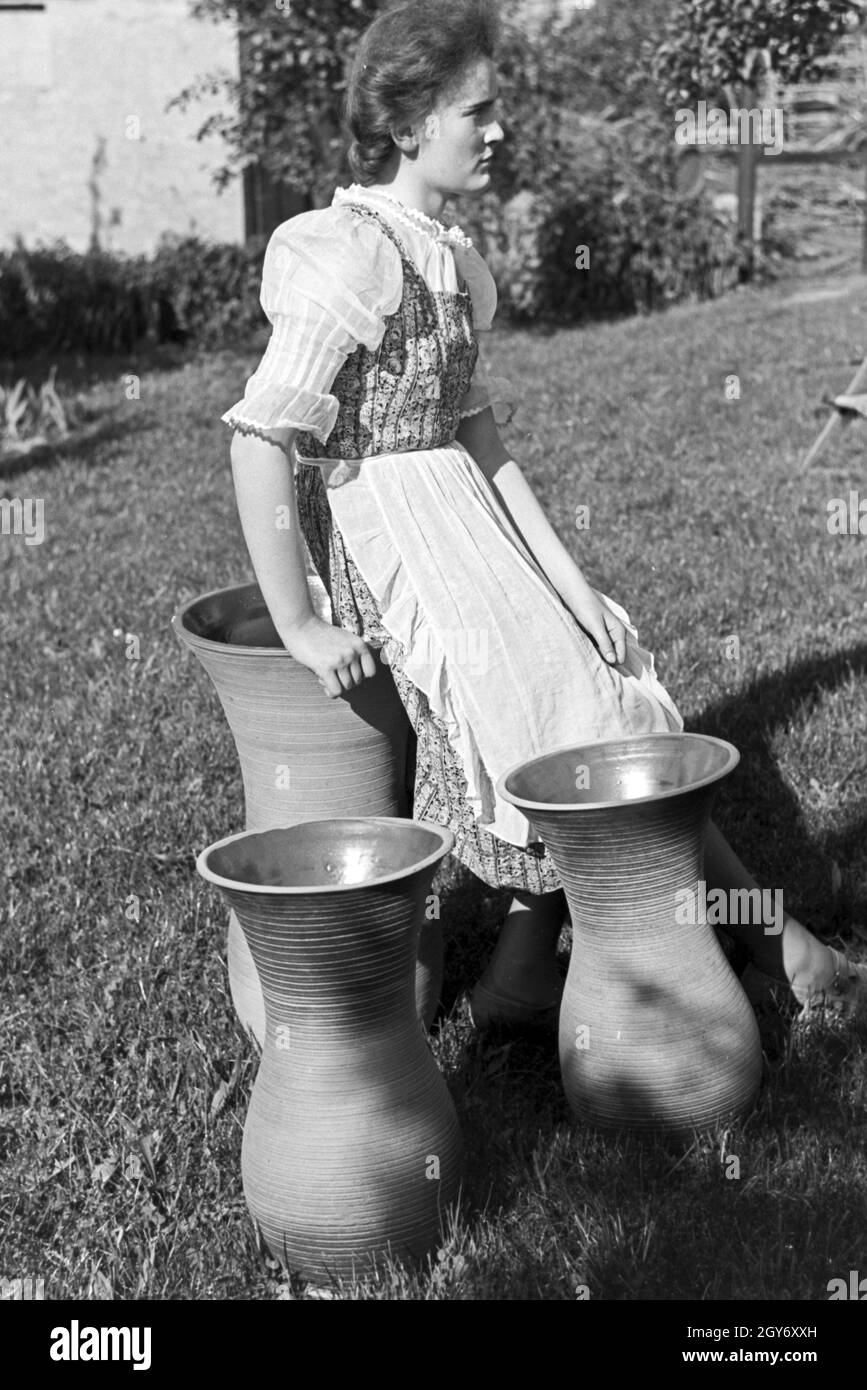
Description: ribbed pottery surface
xmin=199 ymin=821 xmax=462 ymax=1280
xmin=196 ymin=643 xmax=407 ymax=827
xmin=173 ymin=585 xmax=442 ymax=1039
xmin=173 ymin=584 xmax=411 ymax=830
xmin=500 ymin=735 xmax=762 ymax=1138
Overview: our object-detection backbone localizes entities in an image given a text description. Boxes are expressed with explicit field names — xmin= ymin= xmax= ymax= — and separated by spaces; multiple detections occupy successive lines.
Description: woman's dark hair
xmin=344 ymin=0 xmax=500 ymax=184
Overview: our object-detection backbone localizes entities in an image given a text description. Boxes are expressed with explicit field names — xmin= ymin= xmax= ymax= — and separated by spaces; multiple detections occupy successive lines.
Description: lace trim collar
xmin=334 ymin=184 xmax=474 ymax=250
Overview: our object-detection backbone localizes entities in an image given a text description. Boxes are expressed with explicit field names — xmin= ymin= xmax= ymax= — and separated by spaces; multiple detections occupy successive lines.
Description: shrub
xmin=454 ymin=114 xmax=747 ymax=323
xmin=0 ymin=237 xmax=270 ymax=359
xmin=148 ymin=235 xmax=268 ymax=346
xmin=0 ymin=241 xmax=153 ymax=357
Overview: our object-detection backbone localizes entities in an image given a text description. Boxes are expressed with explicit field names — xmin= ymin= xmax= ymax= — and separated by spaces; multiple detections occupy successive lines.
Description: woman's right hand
xmin=281 ymin=614 xmax=378 ymax=699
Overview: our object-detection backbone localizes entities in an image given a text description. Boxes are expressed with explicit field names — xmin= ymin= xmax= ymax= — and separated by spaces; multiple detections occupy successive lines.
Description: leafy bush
xmin=455 ymin=115 xmax=747 ymax=323
xmin=0 ymin=241 xmax=153 ymax=357
xmin=461 ymin=0 xmax=861 ymax=321
xmin=148 ymin=235 xmax=268 ymax=346
xmin=0 ymin=237 xmax=270 ymax=359
xmin=450 ymin=3 xmax=747 ymax=324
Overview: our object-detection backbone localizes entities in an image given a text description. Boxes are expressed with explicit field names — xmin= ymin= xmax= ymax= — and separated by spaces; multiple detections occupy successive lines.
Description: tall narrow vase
xmin=196 ymin=818 xmax=463 ymax=1280
xmin=173 ymin=583 xmax=444 ymax=1036
xmin=499 ymin=733 xmax=762 ymax=1137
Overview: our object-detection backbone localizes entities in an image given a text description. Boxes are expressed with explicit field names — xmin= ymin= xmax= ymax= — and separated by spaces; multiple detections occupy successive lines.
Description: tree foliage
xmin=176 ymin=0 xmax=865 ymax=208
xmin=485 ymin=0 xmax=677 ymax=199
xmin=174 ymin=0 xmax=380 ymax=205
xmin=652 ymin=0 xmax=866 ymax=106
xmin=549 ymin=0 xmax=676 ymax=118
xmin=176 ymin=0 xmax=677 ymax=205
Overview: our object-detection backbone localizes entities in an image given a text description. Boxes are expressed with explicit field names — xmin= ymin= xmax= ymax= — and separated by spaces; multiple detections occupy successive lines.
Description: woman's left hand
xmin=562 ymin=586 xmax=627 ymax=666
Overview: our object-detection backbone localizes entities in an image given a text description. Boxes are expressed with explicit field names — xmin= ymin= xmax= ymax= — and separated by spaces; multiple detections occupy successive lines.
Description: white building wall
xmin=0 ymin=0 xmax=244 ymax=254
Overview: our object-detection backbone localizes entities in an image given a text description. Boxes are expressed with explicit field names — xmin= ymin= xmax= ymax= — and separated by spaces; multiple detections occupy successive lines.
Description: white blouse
xmin=221 ymin=183 xmax=514 ymax=445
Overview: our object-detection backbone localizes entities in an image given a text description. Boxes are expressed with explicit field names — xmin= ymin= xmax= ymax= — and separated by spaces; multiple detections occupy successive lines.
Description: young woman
xmin=223 ymin=0 xmax=865 ymax=1025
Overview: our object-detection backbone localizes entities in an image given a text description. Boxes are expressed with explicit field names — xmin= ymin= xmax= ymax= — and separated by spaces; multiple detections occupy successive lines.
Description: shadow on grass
xmin=439 ymin=997 xmax=867 ymax=1298
xmin=0 ymin=334 xmax=270 ymax=396
xmin=691 ymin=639 xmax=867 ymax=932
xmin=570 ymin=1135 xmax=867 ymax=1300
xmin=451 ymin=956 xmax=759 ymax=1167
xmin=0 ymin=414 xmax=155 ymax=482
xmin=0 ymin=341 xmax=200 ymax=393
xmin=436 ymin=642 xmax=867 ymax=1015
xmin=422 ymin=642 xmax=867 ymax=1295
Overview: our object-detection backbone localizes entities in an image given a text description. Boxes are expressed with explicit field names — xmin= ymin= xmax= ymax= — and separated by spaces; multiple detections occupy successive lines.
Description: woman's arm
xmin=455 ymin=407 xmax=626 ymax=665
xmin=230 ymin=429 xmax=376 ymax=697
xmin=230 ymin=428 xmax=314 ymax=635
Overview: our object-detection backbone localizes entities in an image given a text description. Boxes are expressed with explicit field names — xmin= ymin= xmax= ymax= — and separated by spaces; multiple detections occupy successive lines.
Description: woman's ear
xmin=390 ymin=120 xmax=420 ymax=155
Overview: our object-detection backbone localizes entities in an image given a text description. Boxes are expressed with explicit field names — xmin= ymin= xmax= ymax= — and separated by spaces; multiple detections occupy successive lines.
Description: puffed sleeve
xmin=221 ymin=206 xmax=403 ymax=443
xmin=453 ymin=242 xmax=515 ymax=425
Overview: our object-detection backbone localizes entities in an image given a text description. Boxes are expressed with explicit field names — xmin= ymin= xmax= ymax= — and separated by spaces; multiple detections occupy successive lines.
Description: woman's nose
xmin=485 ymin=120 xmax=504 ymax=146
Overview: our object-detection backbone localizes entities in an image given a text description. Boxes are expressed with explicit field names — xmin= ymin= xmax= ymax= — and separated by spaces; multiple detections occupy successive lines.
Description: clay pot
xmin=172 ymin=583 xmax=443 ymax=1035
xmin=499 ymin=733 xmax=762 ymax=1137
xmin=196 ymin=817 xmax=463 ymax=1280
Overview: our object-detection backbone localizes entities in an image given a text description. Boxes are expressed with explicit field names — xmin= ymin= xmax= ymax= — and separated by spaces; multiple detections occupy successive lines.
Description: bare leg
xmin=472 ymin=824 xmax=856 ymax=1024
xmin=470 ymin=888 xmax=565 ymax=1024
xmin=704 ymin=821 xmax=837 ymax=996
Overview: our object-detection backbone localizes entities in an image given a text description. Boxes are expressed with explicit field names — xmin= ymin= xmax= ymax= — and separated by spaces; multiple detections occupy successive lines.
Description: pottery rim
xmin=497 ymin=731 xmax=740 ymax=814
xmin=196 ymin=816 xmax=454 ymax=895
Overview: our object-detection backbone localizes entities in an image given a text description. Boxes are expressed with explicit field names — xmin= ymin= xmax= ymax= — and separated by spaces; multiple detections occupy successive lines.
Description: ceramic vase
xmin=173 ymin=583 xmax=444 ymax=1035
xmin=499 ymin=733 xmax=763 ymax=1137
xmin=196 ymin=817 xmax=463 ymax=1280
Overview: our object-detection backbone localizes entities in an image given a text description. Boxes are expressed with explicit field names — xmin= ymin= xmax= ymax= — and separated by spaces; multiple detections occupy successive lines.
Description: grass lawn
xmin=2 ymin=271 xmax=867 ymax=1302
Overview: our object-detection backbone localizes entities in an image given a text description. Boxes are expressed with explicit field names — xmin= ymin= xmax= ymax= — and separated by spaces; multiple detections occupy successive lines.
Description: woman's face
xmin=413 ymin=57 xmax=504 ymax=197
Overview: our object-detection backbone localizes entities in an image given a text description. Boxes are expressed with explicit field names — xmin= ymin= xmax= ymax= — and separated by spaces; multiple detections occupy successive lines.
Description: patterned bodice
xmin=295 ymin=204 xmax=479 ymax=460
